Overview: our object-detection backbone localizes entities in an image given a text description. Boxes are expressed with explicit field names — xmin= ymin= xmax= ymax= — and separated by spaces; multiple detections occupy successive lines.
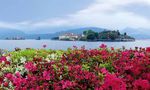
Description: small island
xmin=54 ymin=30 xmax=135 ymax=42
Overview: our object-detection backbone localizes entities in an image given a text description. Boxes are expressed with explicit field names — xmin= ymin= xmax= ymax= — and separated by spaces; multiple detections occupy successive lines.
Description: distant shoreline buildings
xmin=5 ymin=37 xmax=25 ymax=40
xmin=57 ymin=30 xmax=135 ymax=42
xmin=3 ymin=29 xmax=135 ymax=42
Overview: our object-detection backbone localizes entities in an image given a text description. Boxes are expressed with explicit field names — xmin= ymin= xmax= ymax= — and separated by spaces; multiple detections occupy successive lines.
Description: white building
xmin=59 ymin=33 xmax=80 ymax=41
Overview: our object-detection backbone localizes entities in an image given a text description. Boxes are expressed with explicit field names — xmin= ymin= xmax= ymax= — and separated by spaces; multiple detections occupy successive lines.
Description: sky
xmin=0 ymin=0 xmax=150 ymax=33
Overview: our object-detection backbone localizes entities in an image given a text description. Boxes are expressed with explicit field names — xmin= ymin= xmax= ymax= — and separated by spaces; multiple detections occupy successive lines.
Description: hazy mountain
xmin=51 ymin=27 xmax=106 ymax=37
xmin=56 ymin=27 xmax=105 ymax=34
xmin=121 ymin=27 xmax=150 ymax=39
xmin=27 ymin=27 xmax=106 ymax=34
xmin=0 ymin=28 xmax=26 ymax=39
xmin=26 ymin=27 xmax=106 ymax=39
xmin=0 ymin=27 xmax=149 ymax=39
xmin=27 ymin=27 xmax=76 ymax=34
xmin=29 ymin=27 xmax=150 ymax=39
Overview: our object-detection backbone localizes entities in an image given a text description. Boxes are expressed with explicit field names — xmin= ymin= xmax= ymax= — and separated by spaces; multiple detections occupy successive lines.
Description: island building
xmin=59 ymin=33 xmax=81 ymax=41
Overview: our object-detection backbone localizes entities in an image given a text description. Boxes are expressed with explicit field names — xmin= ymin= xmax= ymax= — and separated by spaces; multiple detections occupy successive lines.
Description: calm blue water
xmin=0 ymin=39 xmax=150 ymax=51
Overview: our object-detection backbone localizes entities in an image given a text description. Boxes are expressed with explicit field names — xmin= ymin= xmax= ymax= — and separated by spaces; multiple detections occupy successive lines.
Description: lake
xmin=0 ymin=39 xmax=150 ymax=51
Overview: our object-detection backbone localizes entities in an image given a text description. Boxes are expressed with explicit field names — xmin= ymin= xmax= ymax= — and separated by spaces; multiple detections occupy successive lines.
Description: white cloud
xmin=0 ymin=0 xmax=150 ymax=31
xmin=32 ymin=0 xmax=150 ymax=30
xmin=0 ymin=22 xmax=19 ymax=29
xmin=67 ymin=0 xmax=150 ymax=29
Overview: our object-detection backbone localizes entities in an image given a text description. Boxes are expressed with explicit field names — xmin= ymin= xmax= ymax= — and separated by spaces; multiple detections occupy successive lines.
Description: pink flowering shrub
xmin=100 ymin=68 xmax=126 ymax=90
xmin=113 ymin=49 xmax=150 ymax=89
xmin=0 ymin=45 xmax=150 ymax=90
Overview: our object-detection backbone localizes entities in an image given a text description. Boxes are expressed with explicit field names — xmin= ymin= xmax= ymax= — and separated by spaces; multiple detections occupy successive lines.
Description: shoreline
xmin=52 ymin=39 xmax=135 ymax=42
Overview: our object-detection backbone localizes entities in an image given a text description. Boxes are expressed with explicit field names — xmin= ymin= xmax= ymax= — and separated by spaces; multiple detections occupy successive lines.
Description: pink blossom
xmin=43 ymin=44 xmax=47 ymax=48
xmin=3 ymin=82 xmax=8 ymax=87
xmin=133 ymin=79 xmax=150 ymax=90
xmin=61 ymin=80 xmax=76 ymax=89
xmin=0 ymin=56 xmax=7 ymax=62
xmin=25 ymin=61 xmax=37 ymax=71
xmin=6 ymin=73 xmax=13 ymax=79
xmin=146 ymin=47 xmax=150 ymax=52
xmin=100 ymin=44 xmax=107 ymax=49
xmin=15 ymin=72 xmax=21 ymax=78
xmin=101 ymin=68 xmax=108 ymax=74
xmin=43 ymin=70 xmax=50 ymax=80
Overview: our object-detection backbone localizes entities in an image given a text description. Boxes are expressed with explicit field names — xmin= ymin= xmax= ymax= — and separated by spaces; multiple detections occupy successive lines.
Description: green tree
xmin=87 ymin=33 xmax=95 ymax=40
xmin=83 ymin=31 xmax=87 ymax=35
xmin=109 ymin=33 xmax=116 ymax=40
xmin=117 ymin=30 xmax=120 ymax=36
xmin=95 ymin=32 xmax=99 ymax=39
xmin=83 ymin=30 xmax=98 ymax=40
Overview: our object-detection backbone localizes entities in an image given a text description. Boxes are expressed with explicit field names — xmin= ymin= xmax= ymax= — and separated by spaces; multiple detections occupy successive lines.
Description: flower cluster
xmin=0 ymin=45 xmax=150 ymax=90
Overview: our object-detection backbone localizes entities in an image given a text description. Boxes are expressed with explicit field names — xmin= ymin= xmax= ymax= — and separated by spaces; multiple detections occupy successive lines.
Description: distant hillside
xmin=121 ymin=27 xmax=150 ymax=39
xmin=0 ymin=27 xmax=149 ymax=39
xmin=0 ymin=27 xmax=107 ymax=39
xmin=0 ymin=28 xmax=26 ymax=39
xmin=58 ymin=27 xmax=105 ymax=34
xmin=0 ymin=28 xmax=55 ymax=39
xmin=52 ymin=27 xmax=106 ymax=37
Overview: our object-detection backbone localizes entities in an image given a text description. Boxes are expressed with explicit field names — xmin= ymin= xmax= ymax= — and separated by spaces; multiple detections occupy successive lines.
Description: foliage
xmin=83 ymin=30 xmax=134 ymax=41
xmin=83 ymin=30 xmax=99 ymax=40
